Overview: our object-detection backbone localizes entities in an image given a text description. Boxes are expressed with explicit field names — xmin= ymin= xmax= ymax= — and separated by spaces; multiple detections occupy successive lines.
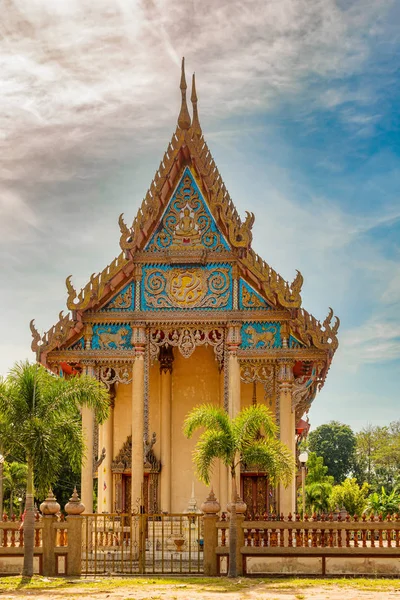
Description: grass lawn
xmin=0 ymin=576 xmax=399 ymax=599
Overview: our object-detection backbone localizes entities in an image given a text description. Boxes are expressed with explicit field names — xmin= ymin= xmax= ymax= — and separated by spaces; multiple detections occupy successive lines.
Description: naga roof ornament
xmin=30 ymin=58 xmax=339 ymax=374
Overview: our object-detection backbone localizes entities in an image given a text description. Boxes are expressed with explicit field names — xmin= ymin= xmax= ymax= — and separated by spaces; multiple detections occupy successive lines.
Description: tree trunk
xmin=9 ymin=490 xmax=13 ymax=518
xmin=22 ymin=457 xmax=34 ymax=578
xmin=228 ymin=467 xmax=237 ymax=578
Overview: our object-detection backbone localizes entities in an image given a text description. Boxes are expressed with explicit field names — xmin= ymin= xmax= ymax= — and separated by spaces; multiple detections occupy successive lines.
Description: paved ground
xmin=1 ymin=578 xmax=400 ymax=600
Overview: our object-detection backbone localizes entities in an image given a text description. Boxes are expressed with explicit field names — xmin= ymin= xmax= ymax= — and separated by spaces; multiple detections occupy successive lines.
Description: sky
xmin=0 ymin=0 xmax=399 ymax=432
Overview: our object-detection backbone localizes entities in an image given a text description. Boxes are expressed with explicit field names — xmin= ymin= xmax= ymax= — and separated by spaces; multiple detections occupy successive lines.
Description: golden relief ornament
xmin=240 ymin=362 xmax=275 ymax=402
xmin=145 ymin=169 xmax=228 ymax=252
xmin=149 ymin=327 xmax=224 ymax=363
xmin=241 ymin=322 xmax=280 ymax=349
xmin=104 ymin=284 xmax=133 ymax=310
xmin=142 ymin=265 xmax=232 ymax=310
xmin=242 ymin=286 xmax=265 ymax=309
xmin=95 ymin=364 xmax=133 ymax=389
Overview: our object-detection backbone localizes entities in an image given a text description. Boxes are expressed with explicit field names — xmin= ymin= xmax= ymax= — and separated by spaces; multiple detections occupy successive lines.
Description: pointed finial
xmin=191 ymin=73 xmax=202 ymax=137
xmin=177 ymin=57 xmax=191 ymax=130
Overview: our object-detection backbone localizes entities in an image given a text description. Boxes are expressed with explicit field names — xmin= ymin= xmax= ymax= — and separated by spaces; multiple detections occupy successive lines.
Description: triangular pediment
xmin=100 ymin=282 xmax=134 ymax=312
xmin=30 ymin=63 xmax=339 ymax=368
xmin=239 ymin=278 xmax=272 ymax=310
xmin=145 ymin=167 xmax=230 ymax=253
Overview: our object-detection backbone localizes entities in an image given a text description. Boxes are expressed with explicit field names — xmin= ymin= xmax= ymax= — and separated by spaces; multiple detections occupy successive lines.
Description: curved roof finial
xmin=191 ymin=73 xmax=202 ymax=137
xmin=177 ymin=57 xmax=191 ymax=130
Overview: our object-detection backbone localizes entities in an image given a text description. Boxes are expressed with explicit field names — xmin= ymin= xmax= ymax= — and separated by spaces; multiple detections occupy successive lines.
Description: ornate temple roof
xmin=30 ymin=58 xmax=339 ymax=399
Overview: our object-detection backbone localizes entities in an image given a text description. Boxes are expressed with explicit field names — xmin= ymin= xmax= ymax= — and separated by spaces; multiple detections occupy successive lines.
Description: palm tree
xmin=184 ymin=403 xmax=294 ymax=578
xmin=0 ymin=361 xmax=109 ymax=577
xmin=3 ymin=461 xmax=28 ymax=517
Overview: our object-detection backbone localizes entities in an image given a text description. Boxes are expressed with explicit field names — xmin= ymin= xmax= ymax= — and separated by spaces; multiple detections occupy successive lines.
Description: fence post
xmin=201 ymin=489 xmax=220 ymax=576
xmin=65 ymin=487 xmax=85 ymax=576
xmin=236 ymin=514 xmax=245 ymax=576
xmin=40 ymin=490 xmax=60 ymax=576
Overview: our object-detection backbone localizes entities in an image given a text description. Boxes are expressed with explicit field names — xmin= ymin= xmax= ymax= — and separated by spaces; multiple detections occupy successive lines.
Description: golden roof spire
xmin=177 ymin=57 xmax=191 ymax=130
xmin=191 ymin=73 xmax=202 ymax=137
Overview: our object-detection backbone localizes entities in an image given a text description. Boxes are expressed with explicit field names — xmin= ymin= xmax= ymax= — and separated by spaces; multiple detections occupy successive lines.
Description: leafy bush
xmin=329 ymin=478 xmax=369 ymax=517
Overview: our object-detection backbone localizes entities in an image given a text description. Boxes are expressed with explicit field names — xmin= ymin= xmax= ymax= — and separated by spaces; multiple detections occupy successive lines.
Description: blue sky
xmin=0 ymin=0 xmax=399 ymax=432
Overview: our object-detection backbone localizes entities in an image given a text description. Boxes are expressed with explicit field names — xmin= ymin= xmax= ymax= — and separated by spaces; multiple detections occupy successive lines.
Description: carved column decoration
xmin=223 ymin=339 xmax=229 ymax=413
xmin=280 ymin=322 xmax=289 ymax=349
xmin=159 ymin=346 xmax=174 ymax=512
xmin=133 ymin=264 xmax=142 ymax=311
xmin=83 ymin=324 xmax=93 ymax=350
xmin=144 ymin=331 xmax=150 ymax=442
xmin=232 ymin=263 xmax=239 ymax=310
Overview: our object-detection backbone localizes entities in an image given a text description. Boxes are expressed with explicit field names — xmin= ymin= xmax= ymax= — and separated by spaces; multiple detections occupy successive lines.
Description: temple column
xmin=98 ymin=391 xmax=114 ymax=513
xmin=227 ymin=323 xmax=242 ymax=501
xmin=103 ymin=389 xmax=115 ymax=513
xmin=81 ymin=405 xmax=94 ymax=513
xmin=278 ymin=360 xmax=296 ymax=517
xmin=159 ymin=346 xmax=173 ymax=513
xmin=131 ymin=326 xmax=146 ymax=512
xmin=219 ymin=366 xmax=228 ymax=512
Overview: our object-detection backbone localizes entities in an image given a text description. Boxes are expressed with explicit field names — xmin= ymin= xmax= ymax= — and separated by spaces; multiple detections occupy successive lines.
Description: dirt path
xmin=1 ymin=578 xmax=400 ymax=600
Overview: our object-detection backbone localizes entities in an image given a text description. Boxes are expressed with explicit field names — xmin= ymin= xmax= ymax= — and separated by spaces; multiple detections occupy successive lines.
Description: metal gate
xmin=82 ymin=513 xmax=203 ymax=575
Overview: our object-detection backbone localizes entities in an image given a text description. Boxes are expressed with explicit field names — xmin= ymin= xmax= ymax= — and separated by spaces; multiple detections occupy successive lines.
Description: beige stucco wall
xmin=240 ymin=381 xmax=267 ymax=410
xmin=170 ymin=346 xmax=220 ymax=512
xmin=148 ymin=362 xmax=161 ymax=455
xmin=113 ymin=381 xmax=132 ymax=460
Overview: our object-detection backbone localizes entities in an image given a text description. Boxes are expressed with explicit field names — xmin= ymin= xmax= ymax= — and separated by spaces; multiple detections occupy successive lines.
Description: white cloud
xmin=0 ymin=0 xmax=394 ymax=187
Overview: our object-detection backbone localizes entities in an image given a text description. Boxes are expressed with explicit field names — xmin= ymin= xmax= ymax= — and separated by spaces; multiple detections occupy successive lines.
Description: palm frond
xmin=233 ymin=404 xmax=277 ymax=450
xmin=42 ymin=375 xmax=110 ymax=424
xmin=193 ymin=430 xmax=234 ymax=485
xmin=241 ymin=438 xmax=295 ymax=487
xmin=183 ymin=404 xmax=232 ymax=439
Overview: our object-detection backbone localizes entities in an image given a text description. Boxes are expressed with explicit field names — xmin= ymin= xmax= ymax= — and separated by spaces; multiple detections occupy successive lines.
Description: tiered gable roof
xmin=31 ymin=59 xmax=339 ymax=382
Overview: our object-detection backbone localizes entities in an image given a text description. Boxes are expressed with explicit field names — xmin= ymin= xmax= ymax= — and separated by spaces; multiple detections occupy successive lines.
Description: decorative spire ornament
xmin=177 ymin=57 xmax=191 ymax=130
xmin=191 ymin=73 xmax=202 ymax=137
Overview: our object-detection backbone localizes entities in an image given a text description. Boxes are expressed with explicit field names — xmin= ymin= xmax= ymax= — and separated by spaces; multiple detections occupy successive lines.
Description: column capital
xmin=277 ymin=359 xmax=295 ymax=394
xmin=132 ymin=323 xmax=147 ymax=356
xmin=226 ymin=321 xmax=242 ymax=355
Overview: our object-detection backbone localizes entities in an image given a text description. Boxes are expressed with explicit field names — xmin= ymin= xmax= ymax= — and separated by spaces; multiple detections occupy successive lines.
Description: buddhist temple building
xmin=30 ymin=59 xmax=339 ymax=518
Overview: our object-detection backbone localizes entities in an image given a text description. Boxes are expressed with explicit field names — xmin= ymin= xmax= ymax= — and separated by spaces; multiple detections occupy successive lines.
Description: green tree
xmin=356 ymin=422 xmax=400 ymax=492
xmin=3 ymin=461 xmax=27 ymax=517
xmin=0 ymin=361 xmax=109 ymax=577
xmin=184 ymin=403 xmax=294 ymax=578
xmin=329 ymin=478 xmax=369 ymax=517
xmin=308 ymin=421 xmax=356 ymax=484
xmin=367 ymin=487 xmax=400 ymax=518
xmin=302 ymin=453 xmax=334 ymax=515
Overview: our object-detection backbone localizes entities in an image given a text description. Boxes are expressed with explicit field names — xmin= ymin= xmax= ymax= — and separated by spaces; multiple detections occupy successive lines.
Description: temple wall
xmin=113 ymin=381 xmax=132 ymax=460
xmin=170 ymin=346 xmax=220 ymax=512
xmin=149 ymin=362 xmax=161 ymax=454
xmin=240 ymin=381 xmax=266 ymax=410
